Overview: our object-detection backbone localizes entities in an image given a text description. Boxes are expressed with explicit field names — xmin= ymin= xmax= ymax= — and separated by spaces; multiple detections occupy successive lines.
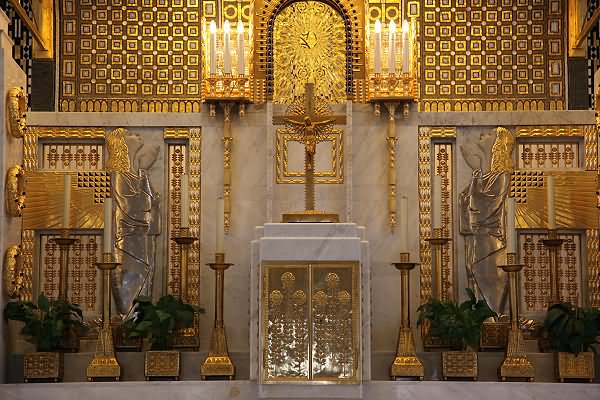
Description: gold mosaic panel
xmin=39 ymin=233 xmax=101 ymax=317
xmin=419 ymin=0 xmax=565 ymax=111
xmin=276 ymin=128 xmax=344 ymax=184
xmin=261 ymin=262 xmax=360 ymax=383
xmin=519 ymin=232 xmax=581 ymax=312
xmin=418 ymin=127 xmax=456 ymax=301
xmin=60 ymin=0 xmax=202 ymax=112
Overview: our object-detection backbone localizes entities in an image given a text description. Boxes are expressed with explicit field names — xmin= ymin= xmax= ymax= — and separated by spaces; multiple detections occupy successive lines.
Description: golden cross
xmin=274 ymin=83 xmax=345 ymax=211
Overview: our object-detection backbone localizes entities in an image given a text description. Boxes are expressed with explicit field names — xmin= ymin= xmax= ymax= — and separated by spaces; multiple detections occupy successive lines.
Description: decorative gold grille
xmin=433 ymin=142 xmax=454 ymax=299
xmin=517 ymin=142 xmax=580 ymax=170
xmin=519 ymin=232 xmax=581 ymax=312
xmin=41 ymin=143 xmax=104 ymax=171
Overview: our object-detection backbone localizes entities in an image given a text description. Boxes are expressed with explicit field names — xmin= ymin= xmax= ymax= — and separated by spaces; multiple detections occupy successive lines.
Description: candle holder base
xmin=390 ymin=327 xmax=424 ymax=380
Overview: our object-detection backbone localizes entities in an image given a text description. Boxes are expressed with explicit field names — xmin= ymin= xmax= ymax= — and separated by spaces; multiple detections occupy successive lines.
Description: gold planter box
xmin=24 ymin=352 xmax=63 ymax=382
xmin=557 ymin=352 xmax=595 ymax=382
xmin=442 ymin=351 xmax=478 ymax=380
xmin=144 ymin=351 xmax=180 ymax=380
xmin=480 ymin=321 xmax=509 ymax=351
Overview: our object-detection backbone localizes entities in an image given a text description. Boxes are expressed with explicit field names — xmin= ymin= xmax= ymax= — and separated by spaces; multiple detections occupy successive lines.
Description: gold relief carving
xmin=520 ymin=232 xmax=581 ymax=312
xmin=420 ymin=0 xmax=565 ymax=111
xmin=255 ymin=0 xmax=365 ymax=102
xmin=39 ymin=234 xmax=101 ymax=316
xmin=24 ymin=352 xmax=63 ymax=383
xmin=6 ymin=87 xmax=27 ymax=138
xmin=433 ymin=143 xmax=454 ymax=300
xmin=164 ymin=129 xmax=190 ymax=139
xmin=34 ymin=127 xmax=105 ymax=139
xmin=23 ymin=172 xmax=104 ymax=230
xmin=276 ymin=128 xmax=343 ymax=184
xmin=3 ymin=244 xmax=23 ymax=299
xmin=6 ymin=165 xmax=26 ymax=217
xmin=21 ymin=230 xmax=34 ymax=302
xmin=262 ymin=263 xmax=359 ymax=383
xmin=42 ymin=143 xmax=104 ymax=171
xmin=511 ymin=171 xmax=598 ymax=229
xmin=587 ymin=230 xmax=600 ymax=308
xmin=516 ymin=126 xmax=585 ymax=137
xmin=583 ymin=125 xmax=598 ymax=171
xmin=272 ymin=1 xmax=347 ymax=104
xmin=557 ymin=352 xmax=596 ymax=382
xmin=167 ymin=143 xmax=186 ymax=298
xmin=517 ymin=142 xmax=579 ymax=170
xmin=60 ymin=2 xmax=202 ymax=112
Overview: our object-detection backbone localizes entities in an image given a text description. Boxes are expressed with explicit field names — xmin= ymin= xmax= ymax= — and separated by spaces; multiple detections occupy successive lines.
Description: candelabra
xmin=542 ymin=229 xmax=564 ymax=306
xmin=87 ymin=253 xmax=121 ymax=381
xmin=390 ymin=253 xmax=424 ymax=380
xmin=201 ymin=252 xmax=235 ymax=379
xmin=171 ymin=227 xmax=200 ymax=350
xmin=498 ymin=253 xmax=535 ymax=382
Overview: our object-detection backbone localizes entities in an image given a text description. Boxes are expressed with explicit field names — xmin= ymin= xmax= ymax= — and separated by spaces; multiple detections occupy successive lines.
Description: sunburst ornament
xmin=273 ymin=1 xmax=346 ymax=104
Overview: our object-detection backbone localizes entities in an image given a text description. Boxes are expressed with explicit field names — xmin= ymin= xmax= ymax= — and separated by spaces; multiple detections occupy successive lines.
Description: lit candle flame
xmin=389 ymin=19 xmax=396 ymax=33
xmin=210 ymin=20 xmax=216 ymax=34
xmin=237 ymin=20 xmax=243 ymax=34
xmin=374 ymin=19 xmax=381 ymax=33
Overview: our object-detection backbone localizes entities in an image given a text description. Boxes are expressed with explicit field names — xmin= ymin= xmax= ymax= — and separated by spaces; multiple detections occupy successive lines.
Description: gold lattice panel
xmin=39 ymin=233 xmax=102 ymax=317
xmin=41 ymin=143 xmax=104 ymax=171
xmin=60 ymin=0 xmax=202 ymax=112
xmin=419 ymin=0 xmax=565 ymax=111
xmin=276 ymin=128 xmax=344 ymax=184
xmin=517 ymin=141 xmax=580 ymax=170
xmin=433 ymin=142 xmax=454 ymax=299
xmin=261 ymin=262 xmax=360 ymax=383
xmin=519 ymin=232 xmax=581 ymax=312
xmin=167 ymin=142 xmax=187 ymax=297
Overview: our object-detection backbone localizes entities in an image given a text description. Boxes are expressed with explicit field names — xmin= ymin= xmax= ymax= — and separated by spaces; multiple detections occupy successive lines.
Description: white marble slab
xmin=1 ymin=381 xmax=599 ymax=400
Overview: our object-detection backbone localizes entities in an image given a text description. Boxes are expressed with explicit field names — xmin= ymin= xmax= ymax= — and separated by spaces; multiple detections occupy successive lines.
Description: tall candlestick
xmin=506 ymin=197 xmax=516 ymax=254
xmin=374 ymin=19 xmax=382 ymax=74
xmin=399 ymin=195 xmax=408 ymax=253
xmin=209 ymin=21 xmax=217 ymax=74
xmin=402 ymin=20 xmax=410 ymax=74
xmin=547 ymin=175 xmax=556 ymax=229
xmin=237 ymin=20 xmax=245 ymax=75
xmin=432 ymin=174 xmax=442 ymax=229
xmin=223 ymin=20 xmax=231 ymax=74
xmin=103 ymin=198 xmax=112 ymax=254
xmin=63 ymin=174 xmax=71 ymax=228
xmin=216 ymin=197 xmax=224 ymax=253
xmin=180 ymin=174 xmax=190 ymax=228
xmin=388 ymin=20 xmax=396 ymax=74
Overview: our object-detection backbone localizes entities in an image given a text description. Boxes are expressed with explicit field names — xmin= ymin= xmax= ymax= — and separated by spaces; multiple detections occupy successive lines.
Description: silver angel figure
xmin=106 ymin=128 xmax=161 ymax=316
xmin=459 ymin=127 xmax=514 ymax=315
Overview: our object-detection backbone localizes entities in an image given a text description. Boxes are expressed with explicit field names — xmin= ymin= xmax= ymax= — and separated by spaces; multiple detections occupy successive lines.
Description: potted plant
xmin=544 ymin=302 xmax=599 ymax=382
xmin=123 ymin=294 xmax=201 ymax=380
xmin=4 ymin=293 xmax=84 ymax=382
xmin=417 ymin=288 xmax=497 ymax=380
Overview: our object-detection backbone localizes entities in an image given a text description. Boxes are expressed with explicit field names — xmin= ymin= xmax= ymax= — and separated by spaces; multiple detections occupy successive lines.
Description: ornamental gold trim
xmin=6 ymin=86 xmax=27 ymax=138
xmin=5 ymin=165 xmax=26 ymax=217
xmin=3 ymin=244 xmax=23 ymax=299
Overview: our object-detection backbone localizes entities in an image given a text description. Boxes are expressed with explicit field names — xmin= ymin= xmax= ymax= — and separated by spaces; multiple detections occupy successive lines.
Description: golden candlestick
xmin=425 ymin=227 xmax=451 ymax=300
xmin=171 ymin=227 xmax=200 ymax=351
xmin=201 ymin=252 xmax=235 ymax=379
xmin=390 ymin=252 xmax=424 ymax=380
xmin=86 ymin=253 xmax=121 ymax=381
xmin=542 ymin=229 xmax=564 ymax=306
xmin=50 ymin=229 xmax=78 ymax=301
xmin=498 ymin=253 xmax=535 ymax=382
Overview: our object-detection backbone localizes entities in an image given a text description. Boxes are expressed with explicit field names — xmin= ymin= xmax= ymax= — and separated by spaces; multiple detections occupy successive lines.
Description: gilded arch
xmin=254 ymin=0 xmax=366 ymax=102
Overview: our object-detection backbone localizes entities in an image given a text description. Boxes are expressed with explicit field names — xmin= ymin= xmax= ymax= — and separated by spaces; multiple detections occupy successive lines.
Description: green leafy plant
xmin=417 ymin=288 xmax=497 ymax=351
xmin=124 ymin=295 xmax=203 ymax=351
xmin=4 ymin=293 xmax=84 ymax=352
xmin=544 ymin=302 xmax=600 ymax=355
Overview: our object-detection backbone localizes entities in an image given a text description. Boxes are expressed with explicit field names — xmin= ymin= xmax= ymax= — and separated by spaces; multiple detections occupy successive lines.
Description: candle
xmin=237 ymin=20 xmax=245 ymax=75
xmin=374 ymin=19 xmax=382 ymax=74
xmin=388 ymin=20 xmax=396 ymax=74
xmin=180 ymin=174 xmax=190 ymax=228
xmin=223 ymin=20 xmax=231 ymax=74
xmin=216 ymin=197 xmax=224 ymax=253
xmin=209 ymin=20 xmax=217 ymax=74
xmin=402 ymin=19 xmax=410 ymax=74
xmin=547 ymin=175 xmax=556 ymax=230
xmin=63 ymin=174 xmax=71 ymax=228
xmin=103 ymin=198 xmax=112 ymax=254
xmin=399 ymin=195 xmax=408 ymax=253
xmin=506 ymin=197 xmax=516 ymax=254
xmin=432 ymin=174 xmax=442 ymax=229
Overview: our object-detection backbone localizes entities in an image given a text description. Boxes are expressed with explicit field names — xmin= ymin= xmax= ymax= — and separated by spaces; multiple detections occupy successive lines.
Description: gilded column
xmin=222 ymin=103 xmax=233 ymax=233
xmin=384 ymin=103 xmax=397 ymax=228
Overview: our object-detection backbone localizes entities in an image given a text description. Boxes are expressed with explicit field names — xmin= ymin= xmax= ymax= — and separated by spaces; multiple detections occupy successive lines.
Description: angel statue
xmin=105 ymin=127 xmax=161 ymax=316
xmin=459 ymin=126 xmax=514 ymax=315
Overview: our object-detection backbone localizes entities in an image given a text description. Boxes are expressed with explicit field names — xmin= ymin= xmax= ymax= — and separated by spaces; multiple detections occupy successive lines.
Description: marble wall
xmin=0 ymin=9 xmax=27 ymax=383
xmin=16 ymin=104 xmax=597 ymax=380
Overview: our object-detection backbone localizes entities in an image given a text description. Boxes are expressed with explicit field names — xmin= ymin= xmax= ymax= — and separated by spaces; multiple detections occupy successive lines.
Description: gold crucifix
xmin=277 ymin=82 xmax=344 ymax=222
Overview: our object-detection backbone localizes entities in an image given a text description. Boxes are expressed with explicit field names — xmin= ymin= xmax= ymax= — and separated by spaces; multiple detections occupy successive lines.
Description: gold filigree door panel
xmin=261 ymin=262 xmax=360 ymax=383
